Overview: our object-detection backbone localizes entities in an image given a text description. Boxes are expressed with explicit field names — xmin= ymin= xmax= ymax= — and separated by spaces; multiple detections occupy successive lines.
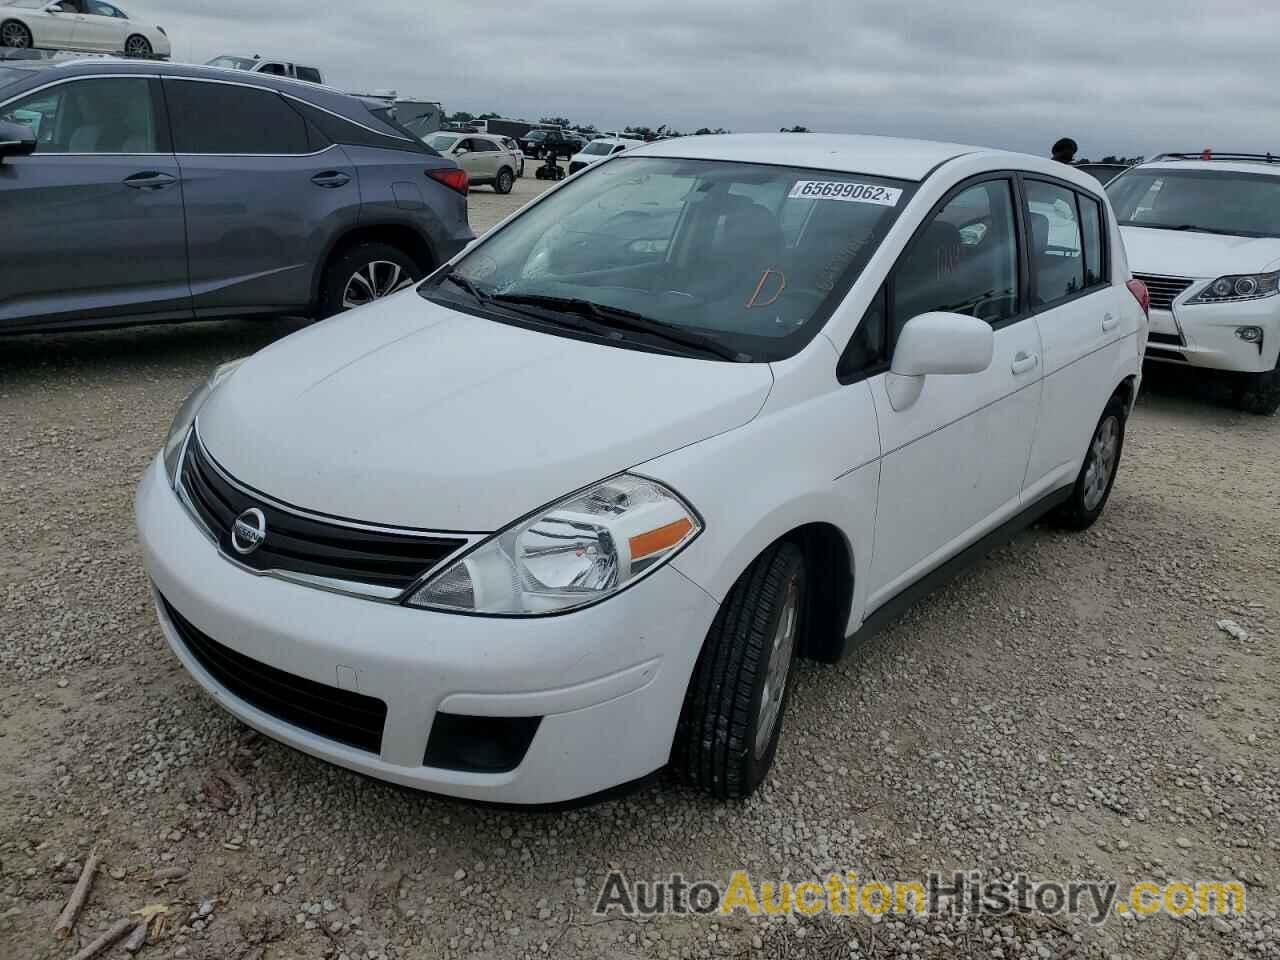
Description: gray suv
xmin=0 ymin=60 xmax=473 ymax=334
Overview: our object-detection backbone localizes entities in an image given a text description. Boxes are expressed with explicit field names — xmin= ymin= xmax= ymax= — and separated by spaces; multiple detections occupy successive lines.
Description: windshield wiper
xmin=438 ymin=268 xmax=490 ymax=305
xmin=1128 ymin=222 xmax=1240 ymax=236
xmin=491 ymin=294 xmax=749 ymax=362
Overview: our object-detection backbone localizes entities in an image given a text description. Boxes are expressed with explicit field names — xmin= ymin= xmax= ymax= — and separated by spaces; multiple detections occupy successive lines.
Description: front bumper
xmin=1146 ymin=298 xmax=1280 ymax=373
xmin=136 ymin=456 xmax=718 ymax=804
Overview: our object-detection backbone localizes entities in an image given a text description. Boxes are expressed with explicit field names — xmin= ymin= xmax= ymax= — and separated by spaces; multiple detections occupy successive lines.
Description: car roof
xmin=1132 ymin=158 xmax=1280 ymax=177
xmin=628 ymin=133 xmax=1029 ymax=181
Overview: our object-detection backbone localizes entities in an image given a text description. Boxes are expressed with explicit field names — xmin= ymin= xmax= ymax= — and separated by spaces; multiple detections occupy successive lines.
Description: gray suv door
xmin=162 ymin=77 xmax=359 ymax=318
xmin=0 ymin=75 xmax=189 ymax=331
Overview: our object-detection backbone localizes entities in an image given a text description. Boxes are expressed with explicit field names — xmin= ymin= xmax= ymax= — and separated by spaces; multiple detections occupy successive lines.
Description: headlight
xmin=162 ymin=359 xmax=245 ymax=486
xmin=1187 ymin=271 xmax=1280 ymax=304
xmin=406 ymin=475 xmax=701 ymax=615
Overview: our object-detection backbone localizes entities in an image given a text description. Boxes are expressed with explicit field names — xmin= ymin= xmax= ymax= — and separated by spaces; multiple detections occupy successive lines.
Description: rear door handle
xmin=123 ymin=171 xmax=177 ymax=190
xmin=1102 ymin=312 xmax=1119 ymax=332
xmin=1011 ymin=352 xmax=1039 ymax=376
xmin=311 ymin=171 xmax=351 ymax=188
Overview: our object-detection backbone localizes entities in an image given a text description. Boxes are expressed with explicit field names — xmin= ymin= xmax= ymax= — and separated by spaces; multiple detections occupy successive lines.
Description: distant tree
xmin=540 ymin=116 xmax=573 ymax=129
xmin=780 ymin=125 xmax=810 ymax=133
xmin=694 ymin=127 xmax=730 ymax=135
xmin=1101 ymin=155 xmax=1118 ymax=164
xmin=447 ymin=111 xmax=473 ymax=124
xmin=477 ymin=112 xmax=501 ymax=121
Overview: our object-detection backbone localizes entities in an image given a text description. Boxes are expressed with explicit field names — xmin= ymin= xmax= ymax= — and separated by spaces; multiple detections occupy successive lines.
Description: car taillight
xmin=1126 ymin=278 xmax=1150 ymax=317
xmin=428 ymin=168 xmax=469 ymax=196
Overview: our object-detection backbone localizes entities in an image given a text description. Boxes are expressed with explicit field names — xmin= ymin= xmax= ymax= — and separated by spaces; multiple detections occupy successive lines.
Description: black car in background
xmin=522 ymin=128 xmax=584 ymax=160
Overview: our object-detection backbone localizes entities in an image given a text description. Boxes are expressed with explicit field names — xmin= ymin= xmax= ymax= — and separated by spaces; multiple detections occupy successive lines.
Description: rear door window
xmin=0 ymin=77 xmax=160 ymax=153
xmin=1024 ymin=180 xmax=1086 ymax=306
xmin=164 ymin=80 xmax=310 ymax=155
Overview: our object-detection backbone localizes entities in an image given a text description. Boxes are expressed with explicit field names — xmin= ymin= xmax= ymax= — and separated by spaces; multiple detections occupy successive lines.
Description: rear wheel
xmin=123 ymin=33 xmax=152 ymax=57
xmin=494 ymin=167 xmax=514 ymax=194
xmin=1050 ymin=395 xmax=1127 ymax=530
xmin=672 ymin=542 xmax=806 ymax=799
xmin=1 ymin=20 xmax=32 ymax=48
xmin=1232 ymin=359 xmax=1280 ymax=416
xmin=317 ymin=242 xmax=422 ymax=319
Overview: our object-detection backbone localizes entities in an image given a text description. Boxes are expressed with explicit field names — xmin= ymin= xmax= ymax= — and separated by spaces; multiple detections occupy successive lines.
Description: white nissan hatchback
xmin=137 ymin=135 xmax=1147 ymax=804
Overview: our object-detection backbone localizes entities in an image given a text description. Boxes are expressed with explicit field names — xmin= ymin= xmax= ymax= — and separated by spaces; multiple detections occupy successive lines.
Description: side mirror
xmin=45 ymin=2 xmax=64 ymax=11
xmin=453 ymin=147 xmax=469 ymax=155
xmin=0 ymin=120 xmax=37 ymax=162
xmin=886 ymin=311 xmax=994 ymax=410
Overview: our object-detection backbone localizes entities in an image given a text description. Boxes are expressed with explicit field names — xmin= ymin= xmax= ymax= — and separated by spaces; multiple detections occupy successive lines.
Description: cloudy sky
xmin=125 ymin=0 xmax=1275 ymax=159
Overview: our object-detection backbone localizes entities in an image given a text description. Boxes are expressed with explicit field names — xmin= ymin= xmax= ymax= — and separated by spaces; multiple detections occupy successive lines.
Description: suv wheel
xmin=494 ymin=167 xmax=514 ymax=194
xmin=318 ymin=242 xmax=422 ymax=319
xmin=1050 ymin=395 xmax=1127 ymax=530
xmin=672 ymin=542 xmax=806 ymax=799
xmin=1233 ymin=360 xmax=1280 ymax=416
xmin=123 ymin=34 xmax=152 ymax=57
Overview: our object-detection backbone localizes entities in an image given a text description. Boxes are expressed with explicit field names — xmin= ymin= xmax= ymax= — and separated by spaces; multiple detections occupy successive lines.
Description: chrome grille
xmin=178 ymin=431 xmax=468 ymax=597
xmin=1133 ymin=273 xmax=1194 ymax=311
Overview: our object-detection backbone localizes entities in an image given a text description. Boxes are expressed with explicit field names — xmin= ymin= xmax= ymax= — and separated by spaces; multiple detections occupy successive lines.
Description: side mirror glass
xmin=454 ymin=147 xmax=469 ymax=155
xmin=0 ymin=120 xmax=37 ymax=162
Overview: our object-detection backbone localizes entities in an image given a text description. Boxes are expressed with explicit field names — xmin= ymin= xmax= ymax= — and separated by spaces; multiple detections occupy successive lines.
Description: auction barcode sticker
xmin=788 ymin=181 xmax=902 ymax=206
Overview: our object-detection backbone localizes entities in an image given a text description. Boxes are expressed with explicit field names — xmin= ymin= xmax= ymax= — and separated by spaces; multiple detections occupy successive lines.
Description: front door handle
xmin=1011 ymin=352 xmax=1039 ymax=376
xmin=123 ymin=171 xmax=177 ymax=190
xmin=311 ymin=171 xmax=351 ymax=188
xmin=1102 ymin=312 xmax=1119 ymax=332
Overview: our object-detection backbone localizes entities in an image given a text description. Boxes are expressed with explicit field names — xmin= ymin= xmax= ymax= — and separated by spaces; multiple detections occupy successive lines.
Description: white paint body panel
xmin=137 ymin=135 xmax=1143 ymax=802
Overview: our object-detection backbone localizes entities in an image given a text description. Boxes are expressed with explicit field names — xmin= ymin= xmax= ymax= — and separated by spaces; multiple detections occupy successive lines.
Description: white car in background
xmin=1111 ymin=152 xmax=1280 ymax=414
xmin=1107 ymin=152 xmax=1280 ymax=414
xmin=0 ymin=0 xmax=169 ymax=58
xmin=137 ymin=135 xmax=1146 ymax=805
xmin=568 ymin=135 xmax=644 ymax=175
xmin=425 ymin=131 xmax=519 ymax=194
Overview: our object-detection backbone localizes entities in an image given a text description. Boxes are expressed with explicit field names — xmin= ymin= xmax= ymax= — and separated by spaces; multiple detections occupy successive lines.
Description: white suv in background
xmin=568 ymin=135 xmax=644 ymax=175
xmin=1107 ymin=152 xmax=1280 ymax=414
xmin=137 ymin=135 xmax=1146 ymax=804
xmin=426 ymin=131 xmax=518 ymax=193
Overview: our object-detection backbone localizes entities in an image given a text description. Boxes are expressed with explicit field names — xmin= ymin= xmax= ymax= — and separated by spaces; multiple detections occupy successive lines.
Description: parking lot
xmin=1 ymin=173 xmax=1278 ymax=960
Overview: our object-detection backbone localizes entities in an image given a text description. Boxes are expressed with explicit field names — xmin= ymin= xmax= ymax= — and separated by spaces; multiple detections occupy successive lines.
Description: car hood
xmin=1120 ymin=226 xmax=1280 ymax=278
xmin=197 ymin=293 xmax=773 ymax=531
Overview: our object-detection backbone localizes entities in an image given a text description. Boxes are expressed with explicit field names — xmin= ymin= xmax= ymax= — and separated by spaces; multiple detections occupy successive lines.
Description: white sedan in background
xmin=0 ymin=0 xmax=170 ymax=58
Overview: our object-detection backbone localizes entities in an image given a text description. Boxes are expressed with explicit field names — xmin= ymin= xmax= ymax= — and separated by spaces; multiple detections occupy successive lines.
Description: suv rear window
xmin=165 ymin=79 xmax=310 ymax=154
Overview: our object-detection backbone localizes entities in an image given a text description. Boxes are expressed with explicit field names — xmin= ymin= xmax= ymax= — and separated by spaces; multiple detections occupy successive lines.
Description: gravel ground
xmin=1 ymin=173 xmax=1277 ymax=960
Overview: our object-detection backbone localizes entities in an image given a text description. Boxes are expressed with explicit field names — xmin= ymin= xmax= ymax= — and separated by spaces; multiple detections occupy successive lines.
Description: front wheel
xmin=1050 ymin=395 xmax=1126 ymax=530
xmin=1233 ymin=360 xmax=1280 ymax=416
xmin=1 ymin=20 xmax=33 ymax=48
xmin=123 ymin=34 xmax=152 ymax=57
xmin=316 ymin=242 xmax=422 ymax=319
xmin=494 ymin=167 xmax=513 ymax=194
xmin=672 ymin=542 xmax=806 ymax=799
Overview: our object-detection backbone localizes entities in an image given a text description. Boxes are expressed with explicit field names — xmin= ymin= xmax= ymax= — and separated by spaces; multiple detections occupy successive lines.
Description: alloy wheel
xmin=124 ymin=35 xmax=151 ymax=56
xmin=1082 ymin=415 xmax=1120 ymax=511
xmin=341 ymin=260 xmax=415 ymax=309
xmin=2 ymin=22 xmax=31 ymax=47
xmin=754 ymin=576 xmax=800 ymax=758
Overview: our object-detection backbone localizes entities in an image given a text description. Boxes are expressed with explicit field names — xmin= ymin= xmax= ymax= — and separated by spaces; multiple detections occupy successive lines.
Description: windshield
xmin=423 ymin=156 xmax=912 ymax=362
xmin=206 ymin=56 xmax=258 ymax=70
xmin=0 ymin=65 xmax=34 ymax=93
xmin=526 ymin=130 xmax=548 ymax=141
xmin=1107 ymin=168 xmax=1280 ymax=238
xmin=581 ymin=141 xmax=614 ymax=156
xmin=427 ymin=133 xmax=458 ymax=152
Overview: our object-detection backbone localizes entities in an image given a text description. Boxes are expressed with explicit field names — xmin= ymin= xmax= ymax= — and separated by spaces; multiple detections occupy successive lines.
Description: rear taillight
xmin=428 ymin=167 xmax=469 ymax=196
xmin=1126 ymin=278 xmax=1150 ymax=317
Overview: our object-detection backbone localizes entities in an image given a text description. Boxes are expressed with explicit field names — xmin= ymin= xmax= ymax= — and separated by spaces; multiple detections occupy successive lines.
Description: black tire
xmin=672 ymin=542 xmax=806 ymax=799
xmin=316 ymin=241 xmax=423 ymax=320
xmin=1232 ymin=360 xmax=1280 ymax=416
xmin=1 ymin=20 xmax=32 ymax=48
xmin=494 ymin=167 xmax=514 ymax=194
xmin=1049 ymin=394 xmax=1127 ymax=531
xmin=518 ymin=162 xmax=525 ymax=178
xmin=123 ymin=34 xmax=152 ymax=57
